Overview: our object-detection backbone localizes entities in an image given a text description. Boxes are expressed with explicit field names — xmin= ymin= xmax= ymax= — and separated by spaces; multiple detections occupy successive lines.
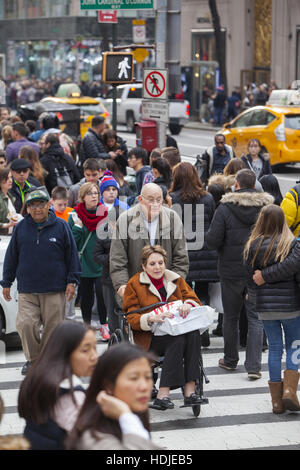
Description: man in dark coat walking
xmin=206 ymin=169 xmax=273 ymax=377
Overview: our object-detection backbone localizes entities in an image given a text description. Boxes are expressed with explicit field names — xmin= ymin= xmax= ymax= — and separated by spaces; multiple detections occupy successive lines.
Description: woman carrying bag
xmin=122 ymin=244 xmax=203 ymax=411
xmin=68 ymin=182 xmax=109 ymax=339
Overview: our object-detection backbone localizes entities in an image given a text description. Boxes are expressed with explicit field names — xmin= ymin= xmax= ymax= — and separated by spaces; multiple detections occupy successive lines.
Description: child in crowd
xmin=51 ymin=186 xmax=73 ymax=222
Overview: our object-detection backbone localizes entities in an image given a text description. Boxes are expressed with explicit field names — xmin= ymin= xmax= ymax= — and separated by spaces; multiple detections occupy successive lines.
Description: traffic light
xmin=102 ymin=52 xmax=134 ymax=84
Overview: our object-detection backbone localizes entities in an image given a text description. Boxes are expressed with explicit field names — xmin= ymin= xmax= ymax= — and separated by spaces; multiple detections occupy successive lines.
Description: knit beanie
xmin=100 ymin=170 xmax=120 ymax=194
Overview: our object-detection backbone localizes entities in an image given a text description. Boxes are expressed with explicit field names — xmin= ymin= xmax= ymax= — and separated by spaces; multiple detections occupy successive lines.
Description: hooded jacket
xmin=206 ymin=189 xmax=274 ymax=279
xmin=0 ymin=211 xmax=81 ymax=293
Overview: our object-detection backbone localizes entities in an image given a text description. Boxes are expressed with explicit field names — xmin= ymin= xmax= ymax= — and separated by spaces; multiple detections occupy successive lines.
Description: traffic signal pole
xmin=112 ymin=23 xmax=118 ymax=131
xmin=155 ymin=0 xmax=167 ymax=148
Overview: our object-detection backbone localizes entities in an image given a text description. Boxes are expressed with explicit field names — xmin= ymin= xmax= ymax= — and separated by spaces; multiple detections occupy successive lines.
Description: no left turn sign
xmin=143 ymin=68 xmax=168 ymax=100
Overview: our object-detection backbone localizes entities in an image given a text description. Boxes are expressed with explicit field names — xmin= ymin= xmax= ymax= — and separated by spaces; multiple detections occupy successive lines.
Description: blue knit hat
xmin=100 ymin=170 xmax=120 ymax=194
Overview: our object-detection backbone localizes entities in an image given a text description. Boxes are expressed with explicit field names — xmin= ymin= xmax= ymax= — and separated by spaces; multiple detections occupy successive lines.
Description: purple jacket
xmin=5 ymin=139 xmax=40 ymax=164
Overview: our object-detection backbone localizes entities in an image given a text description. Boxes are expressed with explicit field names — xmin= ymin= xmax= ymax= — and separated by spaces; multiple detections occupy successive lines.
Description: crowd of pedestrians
xmin=0 ymin=99 xmax=300 ymax=451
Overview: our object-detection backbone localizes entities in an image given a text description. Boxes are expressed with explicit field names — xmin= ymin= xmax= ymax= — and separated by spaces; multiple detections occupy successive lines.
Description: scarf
xmin=147 ymin=274 xmax=167 ymax=301
xmin=74 ymin=202 xmax=107 ymax=232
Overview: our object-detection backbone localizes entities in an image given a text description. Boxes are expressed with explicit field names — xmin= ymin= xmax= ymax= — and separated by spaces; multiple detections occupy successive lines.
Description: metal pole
xmin=112 ymin=23 xmax=118 ymax=131
xmin=156 ymin=0 xmax=167 ymax=148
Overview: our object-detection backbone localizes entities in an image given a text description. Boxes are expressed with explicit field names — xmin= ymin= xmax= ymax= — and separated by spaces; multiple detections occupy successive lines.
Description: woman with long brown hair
xmin=244 ymin=204 xmax=300 ymax=414
xmin=18 ymin=145 xmax=46 ymax=185
xmin=169 ymin=162 xmax=218 ymax=347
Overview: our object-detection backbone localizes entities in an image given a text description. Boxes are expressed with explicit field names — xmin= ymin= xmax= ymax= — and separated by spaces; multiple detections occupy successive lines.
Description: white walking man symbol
xmin=118 ymin=57 xmax=131 ymax=79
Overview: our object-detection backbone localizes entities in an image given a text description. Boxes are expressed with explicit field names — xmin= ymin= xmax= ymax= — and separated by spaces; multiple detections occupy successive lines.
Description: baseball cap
xmin=25 ymin=187 xmax=50 ymax=205
xmin=10 ymin=159 xmax=31 ymax=171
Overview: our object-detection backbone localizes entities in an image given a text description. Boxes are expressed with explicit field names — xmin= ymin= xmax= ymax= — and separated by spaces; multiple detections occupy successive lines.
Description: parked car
xmin=100 ymin=83 xmax=190 ymax=135
xmin=220 ymin=89 xmax=300 ymax=167
xmin=0 ymin=236 xmax=18 ymax=339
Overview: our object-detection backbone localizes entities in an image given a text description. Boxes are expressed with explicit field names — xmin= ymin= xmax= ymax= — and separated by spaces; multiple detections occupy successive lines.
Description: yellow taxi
xmin=41 ymin=83 xmax=110 ymax=138
xmin=220 ymin=88 xmax=300 ymax=166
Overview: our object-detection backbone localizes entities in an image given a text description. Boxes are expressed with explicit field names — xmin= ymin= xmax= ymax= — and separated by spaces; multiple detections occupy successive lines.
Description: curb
xmin=185 ymin=122 xmax=221 ymax=132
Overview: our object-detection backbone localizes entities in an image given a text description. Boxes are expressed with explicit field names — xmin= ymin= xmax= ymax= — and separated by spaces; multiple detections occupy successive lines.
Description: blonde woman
xmin=244 ymin=204 xmax=300 ymax=414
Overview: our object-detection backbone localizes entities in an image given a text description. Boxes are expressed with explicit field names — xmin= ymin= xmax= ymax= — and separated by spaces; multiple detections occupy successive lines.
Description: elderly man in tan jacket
xmin=110 ymin=183 xmax=189 ymax=299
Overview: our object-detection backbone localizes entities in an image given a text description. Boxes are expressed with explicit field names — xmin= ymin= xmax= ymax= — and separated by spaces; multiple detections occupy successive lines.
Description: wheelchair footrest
xmin=179 ymin=397 xmax=209 ymax=408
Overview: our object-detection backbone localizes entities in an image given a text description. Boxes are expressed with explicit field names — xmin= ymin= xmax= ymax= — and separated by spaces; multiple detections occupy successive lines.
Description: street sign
xmin=141 ymin=99 xmax=169 ymax=123
xmin=143 ymin=68 xmax=168 ymax=100
xmin=98 ymin=10 xmax=118 ymax=22
xmin=80 ymin=0 xmax=154 ymax=10
xmin=132 ymin=19 xmax=146 ymax=43
xmin=102 ymin=52 xmax=134 ymax=84
xmin=133 ymin=48 xmax=149 ymax=63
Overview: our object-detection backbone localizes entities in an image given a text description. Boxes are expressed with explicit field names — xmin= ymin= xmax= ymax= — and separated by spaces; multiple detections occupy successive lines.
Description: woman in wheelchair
xmin=122 ymin=245 xmax=203 ymax=411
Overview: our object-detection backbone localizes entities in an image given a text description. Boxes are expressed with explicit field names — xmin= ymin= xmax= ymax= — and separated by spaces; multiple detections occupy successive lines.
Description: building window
xmin=4 ymin=0 xmax=18 ymax=19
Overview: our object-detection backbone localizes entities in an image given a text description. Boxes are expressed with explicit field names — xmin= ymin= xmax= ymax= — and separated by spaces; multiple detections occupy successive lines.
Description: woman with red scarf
xmin=68 ymin=182 xmax=109 ymax=339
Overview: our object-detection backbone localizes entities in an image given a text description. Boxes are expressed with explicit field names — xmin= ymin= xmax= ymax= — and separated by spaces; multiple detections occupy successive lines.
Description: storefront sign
xmin=80 ymin=0 xmax=154 ymax=10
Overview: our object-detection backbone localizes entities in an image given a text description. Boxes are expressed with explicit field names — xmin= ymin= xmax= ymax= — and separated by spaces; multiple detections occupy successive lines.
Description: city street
xmin=117 ymin=124 xmax=300 ymax=197
xmin=1 ymin=310 xmax=300 ymax=451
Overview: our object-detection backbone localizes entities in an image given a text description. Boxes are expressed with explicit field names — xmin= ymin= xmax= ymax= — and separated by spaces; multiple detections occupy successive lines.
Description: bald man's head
xmin=138 ymin=183 xmax=163 ymax=221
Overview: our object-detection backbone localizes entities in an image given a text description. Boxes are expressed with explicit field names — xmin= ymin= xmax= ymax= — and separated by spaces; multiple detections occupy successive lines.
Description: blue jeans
xmin=262 ymin=316 xmax=300 ymax=382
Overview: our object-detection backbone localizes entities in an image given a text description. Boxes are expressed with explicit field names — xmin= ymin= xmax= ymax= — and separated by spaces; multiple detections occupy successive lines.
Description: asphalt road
xmin=117 ymin=125 xmax=300 ymax=197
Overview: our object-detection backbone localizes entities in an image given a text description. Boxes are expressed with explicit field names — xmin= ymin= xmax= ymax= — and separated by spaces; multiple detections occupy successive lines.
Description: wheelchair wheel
xmin=108 ymin=328 xmax=124 ymax=348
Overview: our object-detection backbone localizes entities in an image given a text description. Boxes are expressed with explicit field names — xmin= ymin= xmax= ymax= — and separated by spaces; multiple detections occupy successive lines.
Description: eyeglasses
xmin=86 ymin=191 xmax=100 ymax=197
xmin=142 ymin=196 xmax=163 ymax=205
xmin=28 ymin=201 xmax=48 ymax=209
xmin=13 ymin=169 xmax=30 ymax=174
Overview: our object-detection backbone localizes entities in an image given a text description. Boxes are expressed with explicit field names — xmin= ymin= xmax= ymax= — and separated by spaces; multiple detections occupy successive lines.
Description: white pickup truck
xmin=100 ymin=84 xmax=189 ymax=135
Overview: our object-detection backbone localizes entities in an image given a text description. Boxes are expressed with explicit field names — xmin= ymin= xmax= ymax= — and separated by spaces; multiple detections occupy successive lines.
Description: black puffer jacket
xmin=206 ymin=189 xmax=274 ymax=279
xmin=245 ymin=238 xmax=300 ymax=313
xmin=81 ymin=128 xmax=110 ymax=162
xmin=170 ymin=189 xmax=218 ymax=282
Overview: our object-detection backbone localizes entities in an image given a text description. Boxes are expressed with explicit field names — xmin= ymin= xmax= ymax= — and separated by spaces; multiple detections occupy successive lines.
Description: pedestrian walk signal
xmin=102 ymin=52 xmax=134 ymax=84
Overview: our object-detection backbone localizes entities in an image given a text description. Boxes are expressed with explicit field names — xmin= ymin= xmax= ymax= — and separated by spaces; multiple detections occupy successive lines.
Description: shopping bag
xmin=152 ymin=303 xmax=215 ymax=336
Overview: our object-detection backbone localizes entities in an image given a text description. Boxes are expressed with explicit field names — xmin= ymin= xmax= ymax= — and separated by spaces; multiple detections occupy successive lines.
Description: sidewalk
xmin=185 ymin=120 xmax=222 ymax=133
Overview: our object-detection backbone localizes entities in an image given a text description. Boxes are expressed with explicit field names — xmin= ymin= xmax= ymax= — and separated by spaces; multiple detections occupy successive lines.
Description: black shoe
xmin=152 ymin=397 xmax=174 ymax=410
xmin=184 ymin=393 xmax=202 ymax=406
xmin=21 ymin=361 xmax=34 ymax=376
xmin=151 ymin=385 xmax=158 ymax=399
xmin=201 ymin=330 xmax=210 ymax=347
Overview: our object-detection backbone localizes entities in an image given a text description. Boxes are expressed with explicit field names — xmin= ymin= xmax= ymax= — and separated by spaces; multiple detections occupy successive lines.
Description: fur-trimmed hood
xmin=220 ymin=189 xmax=274 ymax=225
xmin=221 ymin=189 xmax=274 ymax=207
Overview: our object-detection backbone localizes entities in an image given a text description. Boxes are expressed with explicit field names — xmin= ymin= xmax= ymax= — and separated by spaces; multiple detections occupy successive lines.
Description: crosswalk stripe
xmin=1 ymin=323 xmax=300 ymax=450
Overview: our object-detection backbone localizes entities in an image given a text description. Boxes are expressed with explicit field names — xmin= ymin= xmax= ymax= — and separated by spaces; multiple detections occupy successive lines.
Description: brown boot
xmin=282 ymin=370 xmax=300 ymax=411
xmin=268 ymin=381 xmax=285 ymax=414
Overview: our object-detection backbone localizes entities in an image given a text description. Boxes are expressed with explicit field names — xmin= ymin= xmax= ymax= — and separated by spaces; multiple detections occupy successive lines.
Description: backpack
xmin=53 ymin=163 xmax=73 ymax=188
xmin=194 ymin=154 xmax=208 ymax=185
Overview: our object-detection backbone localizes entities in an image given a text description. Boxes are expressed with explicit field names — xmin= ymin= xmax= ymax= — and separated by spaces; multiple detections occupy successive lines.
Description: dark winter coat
xmin=245 ymin=238 xmax=300 ymax=314
xmin=80 ymin=128 xmax=110 ymax=162
xmin=170 ymin=189 xmax=219 ymax=282
xmin=40 ymin=143 xmax=80 ymax=194
xmin=241 ymin=154 xmax=272 ymax=180
xmin=206 ymin=189 xmax=274 ymax=280
xmin=0 ymin=211 xmax=81 ymax=293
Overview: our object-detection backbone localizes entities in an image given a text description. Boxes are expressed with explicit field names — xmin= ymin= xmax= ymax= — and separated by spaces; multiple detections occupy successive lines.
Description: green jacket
xmin=0 ymin=190 xmax=15 ymax=235
xmin=68 ymin=211 xmax=102 ymax=278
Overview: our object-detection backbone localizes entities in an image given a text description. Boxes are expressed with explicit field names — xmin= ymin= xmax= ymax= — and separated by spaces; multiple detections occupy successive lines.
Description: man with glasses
xmin=9 ymin=158 xmax=40 ymax=213
xmin=0 ymin=187 xmax=81 ymax=375
xmin=110 ymin=182 xmax=189 ymax=299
